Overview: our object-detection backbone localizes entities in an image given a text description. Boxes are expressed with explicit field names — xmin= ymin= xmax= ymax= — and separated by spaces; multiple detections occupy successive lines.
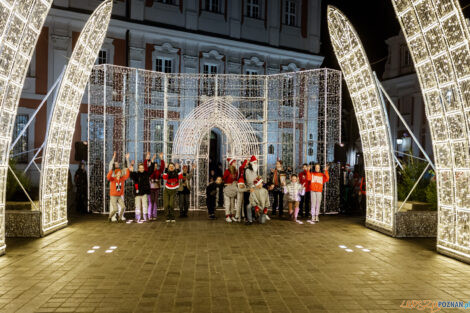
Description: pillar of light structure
xmin=39 ymin=0 xmax=113 ymax=235
xmin=327 ymin=6 xmax=397 ymax=234
xmin=391 ymin=0 xmax=470 ymax=263
xmin=172 ymin=97 xmax=260 ymax=160
xmin=0 ymin=0 xmax=53 ymax=254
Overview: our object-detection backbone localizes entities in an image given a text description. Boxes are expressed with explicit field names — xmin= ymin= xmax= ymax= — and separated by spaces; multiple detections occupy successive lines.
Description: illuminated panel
xmin=0 ymin=0 xmax=52 ymax=254
xmin=327 ymin=6 xmax=397 ymax=233
xmin=391 ymin=0 xmax=470 ymax=262
xmin=39 ymin=0 xmax=113 ymax=235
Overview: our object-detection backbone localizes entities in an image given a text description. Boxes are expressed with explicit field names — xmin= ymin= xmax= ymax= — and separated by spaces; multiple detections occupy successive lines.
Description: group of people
xmin=106 ymin=152 xmax=330 ymax=225
xmin=206 ymin=156 xmax=329 ymax=225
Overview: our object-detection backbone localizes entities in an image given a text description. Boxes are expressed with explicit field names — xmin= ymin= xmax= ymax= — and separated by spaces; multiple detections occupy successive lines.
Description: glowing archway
xmin=327 ymin=6 xmax=397 ymax=234
xmin=172 ymin=97 xmax=260 ymax=160
xmin=39 ymin=0 xmax=113 ymax=235
xmin=0 ymin=0 xmax=52 ymax=254
xmin=391 ymin=0 xmax=470 ymax=262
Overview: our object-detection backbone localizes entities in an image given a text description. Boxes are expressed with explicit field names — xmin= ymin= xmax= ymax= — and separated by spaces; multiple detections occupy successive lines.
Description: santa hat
xmin=238 ymin=176 xmax=245 ymax=185
xmin=227 ymin=158 xmax=236 ymax=166
xmin=253 ymin=177 xmax=263 ymax=186
xmin=250 ymin=155 xmax=258 ymax=163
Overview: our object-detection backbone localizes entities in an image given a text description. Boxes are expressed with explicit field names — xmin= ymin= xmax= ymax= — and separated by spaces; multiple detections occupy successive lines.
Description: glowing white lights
xmin=327 ymin=6 xmax=397 ymax=234
xmin=391 ymin=0 xmax=470 ymax=263
xmin=0 ymin=0 xmax=53 ymax=254
xmin=39 ymin=0 xmax=113 ymax=235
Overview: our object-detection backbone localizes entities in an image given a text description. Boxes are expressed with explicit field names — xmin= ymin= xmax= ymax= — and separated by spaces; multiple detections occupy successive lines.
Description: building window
xmin=12 ymin=114 xmax=29 ymax=163
xmin=308 ymin=148 xmax=313 ymax=156
xmin=203 ymin=64 xmax=217 ymax=96
xmin=245 ymin=70 xmax=260 ymax=97
xmin=284 ymin=1 xmax=296 ymax=26
xmin=203 ymin=64 xmax=218 ymax=75
xmin=268 ymin=145 xmax=274 ymax=154
xmin=282 ymin=77 xmax=294 ymax=106
xmin=400 ymin=44 xmax=412 ymax=68
xmin=156 ymin=58 xmax=173 ymax=73
xmin=96 ymin=50 xmax=107 ymax=65
xmin=246 ymin=0 xmax=260 ymax=18
xmin=205 ymin=0 xmax=220 ymax=13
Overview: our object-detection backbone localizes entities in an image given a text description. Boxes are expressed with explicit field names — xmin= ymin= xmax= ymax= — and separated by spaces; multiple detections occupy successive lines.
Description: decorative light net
xmin=39 ymin=0 xmax=113 ymax=235
xmin=392 ymin=0 xmax=470 ymax=261
xmin=328 ymin=6 xmax=397 ymax=234
xmin=0 ymin=0 xmax=52 ymax=252
xmin=88 ymin=65 xmax=341 ymax=212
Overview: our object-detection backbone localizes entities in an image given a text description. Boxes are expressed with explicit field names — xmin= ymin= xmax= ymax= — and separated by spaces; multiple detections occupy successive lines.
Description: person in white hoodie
xmin=283 ymin=174 xmax=305 ymax=224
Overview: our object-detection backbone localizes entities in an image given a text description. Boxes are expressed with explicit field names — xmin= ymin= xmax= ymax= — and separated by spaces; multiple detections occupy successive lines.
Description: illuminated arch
xmin=172 ymin=97 xmax=260 ymax=160
xmin=391 ymin=0 xmax=470 ymax=262
xmin=39 ymin=0 xmax=113 ymax=235
xmin=0 ymin=0 xmax=52 ymax=254
xmin=327 ymin=6 xmax=397 ymax=234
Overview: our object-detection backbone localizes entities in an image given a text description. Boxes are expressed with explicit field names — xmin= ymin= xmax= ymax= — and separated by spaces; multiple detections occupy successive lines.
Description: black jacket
xmin=206 ymin=182 xmax=224 ymax=208
xmin=130 ymin=162 xmax=155 ymax=195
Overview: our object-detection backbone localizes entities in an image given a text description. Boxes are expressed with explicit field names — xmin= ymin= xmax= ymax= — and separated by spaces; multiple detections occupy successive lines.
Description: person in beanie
xmin=306 ymin=163 xmax=329 ymax=224
xmin=298 ymin=163 xmax=311 ymax=218
xmin=178 ymin=163 xmax=196 ymax=218
xmin=145 ymin=152 xmax=164 ymax=221
xmin=129 ymin=152 xmax=156 ymax=223
xmin=223 ymin=158 xmax=238 ymax=222
xmin=206 ymin=176 xmax=224 ymax=219
xmin=235 ymin=159 xmax=249 ymax=222
xmin=283 ymin=174 xmax=305 ymax=224
xmin=162 ymin=162 xmax=183 ymax=222
xmin=107 ymin=166 xmax=130 ymax=222
xmin=247 ymin=177 xmax=270 ymax=225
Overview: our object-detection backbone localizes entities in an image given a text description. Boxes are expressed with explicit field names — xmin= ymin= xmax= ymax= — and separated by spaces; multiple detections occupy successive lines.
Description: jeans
xmin=109 ymin=196 xmax=125 ymax=220
xmin=272 ymin=190 xmax=284 ymax=215
xmin=135 ymin=195 xmax=149 ymax=220
xmin=179 ymin=193 xmax=190 ymax=216
xmin=163 ymin=188 xmax=177 ymax=220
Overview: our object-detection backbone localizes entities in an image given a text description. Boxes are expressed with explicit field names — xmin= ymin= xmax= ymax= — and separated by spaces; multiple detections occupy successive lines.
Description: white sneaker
xmin=307 ymin=219 xmax=314 ymax=224
xmin=265 ymin=215 xmax=271 ymax=221
xmin=171 ymin=220 xmax=176 ymax=223
xmin=166 ymin=219 xmax=171 ymax=223
xmin=121 ymin=215 xmax=126 ymax=221
xmin=226 ymin=216 xmax=232 ymax=223
xmin=295 ymin=220 xmax=304 ymax=224
xmin=315 ymin=216 xmax=319 ymax=222
xmin=111 ymin=215 xmax=117 ymax=222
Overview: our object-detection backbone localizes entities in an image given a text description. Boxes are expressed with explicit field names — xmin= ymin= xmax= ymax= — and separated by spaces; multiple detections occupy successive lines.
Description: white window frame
xmin=155 ymin=57 xmax=173 ymax=73
xmin=246 ymin=0 xmax=261 ymax=19
xmin=96 ymin=49 xmax=108 ymax=65
xmin=284 ymin=0 xmax=297 ymax=27
xmin=203 ymin=63 xmax=218 ymax=75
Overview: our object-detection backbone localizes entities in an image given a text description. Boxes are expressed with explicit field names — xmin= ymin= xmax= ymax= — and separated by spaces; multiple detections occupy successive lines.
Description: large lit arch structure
xmin=39 ymin=0 xmax=113 ymax=235
xmin=0 ymin=0 xmax=52 ymax=254
xmin=172 ymin=97 xmax=260 ymax=160
xmin=391 ymin=0 xmax=470 ymax=262
xmin=328 ymin=6 xmax=397 ymax=235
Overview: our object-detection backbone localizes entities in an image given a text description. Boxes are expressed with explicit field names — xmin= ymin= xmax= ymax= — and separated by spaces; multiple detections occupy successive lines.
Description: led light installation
xmin=328 ymin=6 xmax=397 ymax=234
xmin=0 ymin=0 xmax=52 ymax=254
xmin=39 ymin=0 xmax=112 ymax=235
xmin=391 ymin=0 xmax=470 ymax=262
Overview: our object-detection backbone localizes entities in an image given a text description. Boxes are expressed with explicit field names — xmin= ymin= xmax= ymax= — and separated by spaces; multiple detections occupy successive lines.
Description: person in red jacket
xmin=107 ymin=167 xmax=130 ymax=222
xmin=298 ymin=163 xmax=311 ymax=218
xmin=145 ymin=152 xmax=164 ymax=221
xmin=306 ymin=163 xmax=329 ymax=224
xmin=223 ymin=158 xmax=238 ymax=222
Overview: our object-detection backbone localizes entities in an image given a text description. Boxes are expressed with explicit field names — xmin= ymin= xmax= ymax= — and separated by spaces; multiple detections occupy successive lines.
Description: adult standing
xmin=178 ymin=163 xmax=196 ymax=218
xmin=74 ymin=161 xmax=88 ymax=214
xmin=269 ymin=160 xmax=287 ymax=218
xmin=162 ymin=162 xmax=183 ymax=222
xmin=223 ymin=158 xmax=238 ymax=222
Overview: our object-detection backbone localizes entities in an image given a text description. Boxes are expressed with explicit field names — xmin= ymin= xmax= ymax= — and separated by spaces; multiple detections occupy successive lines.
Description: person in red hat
xmin=223 ymin=158 xmax=238 ymax=222
xmin=244 ymin=156 xmax=259 ymax=220
xmin=247 ymin=176 xmax=270 ymax=225
xmin=235 ymin=159 xmax=249 ymax=222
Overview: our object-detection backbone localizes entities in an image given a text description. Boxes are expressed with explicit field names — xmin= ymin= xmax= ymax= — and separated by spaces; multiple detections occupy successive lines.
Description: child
xmin=129 ymin=152 xmax=156 ymax=223
xmin=107 ymin=165 xmax=130 ymax=222
xmin=108 ymin=152 xmax=129 ymax=220
xmin=223 ymin=158 xmax=238 ymax=222
xmin=247 ymin=177 xmax=270 ymax=225
xmin=178 ymin=163 xmax=196 ymax=218
xmin=206 ymin=176 xmax=224 ymax=220
xmin=306 ymin=163 xmax=329 ymax=224
xmin=283 ymin=174 xmax=305 ymax=224
xmin=146 ymin=152 xmax=164 ymax=221
xmin=162 ymin=162 xmax=183 ymax=223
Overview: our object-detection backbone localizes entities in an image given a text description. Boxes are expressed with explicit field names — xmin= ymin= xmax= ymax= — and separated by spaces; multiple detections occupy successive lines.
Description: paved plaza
xmin=0 ymin=213 xmax=469 ymax=313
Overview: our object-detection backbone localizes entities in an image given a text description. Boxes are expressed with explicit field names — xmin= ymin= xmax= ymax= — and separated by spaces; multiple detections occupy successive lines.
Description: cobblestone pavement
xmin=1 ymin=212 xmax=469 ymax=313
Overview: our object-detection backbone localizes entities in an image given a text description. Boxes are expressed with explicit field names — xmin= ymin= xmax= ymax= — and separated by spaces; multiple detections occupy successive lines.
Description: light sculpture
xmin=39 ymin=0 xmax=113 ymax=235
xmin=172 ymin=97 xmax=260 ymax=160
xmin=391 ymin=0 xmax=470 ymax=262
xmin=0 ymin=0 xmax=52 ymax=254
xmin=327 ymin=6 xmax=397 ymax=234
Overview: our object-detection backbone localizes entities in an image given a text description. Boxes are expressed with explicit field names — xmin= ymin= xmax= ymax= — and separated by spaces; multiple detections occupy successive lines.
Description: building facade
xmin=381 ymin=30 xmax=433 ymax=161
xmin=16 ymin=0 xmax=324 ymax=186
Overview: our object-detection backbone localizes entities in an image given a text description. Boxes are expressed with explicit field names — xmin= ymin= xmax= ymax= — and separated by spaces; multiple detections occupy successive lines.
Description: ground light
xmin=391 ymin=0 xmax=470 ymax=263
xmin=327 ymin=6 xmax=397 ymax=235
xmin=0 ymin=0 xmax=53 ymax=255
xmin=38 ymin=0 xmax=113 ymax=236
